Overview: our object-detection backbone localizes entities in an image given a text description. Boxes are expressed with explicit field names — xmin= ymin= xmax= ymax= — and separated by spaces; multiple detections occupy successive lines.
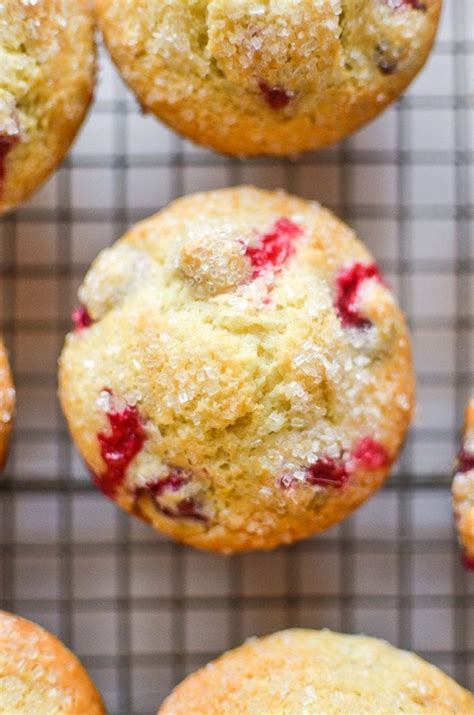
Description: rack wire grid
xmin=0 ymin=1 xmax=473 ymax=713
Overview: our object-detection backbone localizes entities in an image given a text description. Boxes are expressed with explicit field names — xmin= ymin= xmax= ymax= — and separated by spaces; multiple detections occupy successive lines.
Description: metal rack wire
xmin=0 ymin=1 xmax=473 ymax=712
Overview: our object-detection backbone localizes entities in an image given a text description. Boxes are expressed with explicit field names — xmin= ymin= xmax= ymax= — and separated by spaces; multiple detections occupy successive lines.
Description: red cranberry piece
xmin=457 ymin=449 xmax=474 ymax=474
xmin=352 ymin=437 xmax=390 ymax=470
xmin=72 ymin=305 xmax=93 ymax=331
xmin=95 ymin=393 xmax=146 ymax=498
xmin=246 ymin=218 xmax=302 ymax=279
xmin=462 ymin=552 xmax=474 ymax=572
xmin=382 ymin=0 xmax=427 ymax=10
xmin=149 ymin=471 xmax=188 ymax=495
xmin=280 ymin=457 xmax=348 ymax=490
xmin=169 ymin=497 xmax=207 ymax=522
xmin=335 ymin=262 xmax=383 ymax=329
xmin=280 ymin=440 xmax=390 ymax=492
xmin=0 ymin=131 xmax=20 ymax=188
xmin=137 ymin=469 xmax=208 ymax=523
xmin=259 ymin=82 xmax=294 ymax=110
xmin=306 ymin=457 xmax=348 ymax=488
xmin=405 ymin=0 xmax=427 ymax=9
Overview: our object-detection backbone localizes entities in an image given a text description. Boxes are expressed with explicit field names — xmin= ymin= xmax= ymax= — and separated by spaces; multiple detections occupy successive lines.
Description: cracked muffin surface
xmin=158 ymin=629 xmax=474 ymax=714
xmin=0 ymin=338 xmax=14 ymax=471
xmin=95 ymin=0 xmax=441 ymax=156
xmin=0 ymin=610 xmax=105 ymax=714
xmin=59 ymin=186 xmax=414 ymax=553
xmin=0 ymin=0 xmax=95 ymax=214
xmin=453 ymin=397 xmax=474 ymax=569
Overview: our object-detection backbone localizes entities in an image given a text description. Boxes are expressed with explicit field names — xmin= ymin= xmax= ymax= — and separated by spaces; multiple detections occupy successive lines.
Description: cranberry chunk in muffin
xmin=452 ymin=398 xmax=474 ymax=569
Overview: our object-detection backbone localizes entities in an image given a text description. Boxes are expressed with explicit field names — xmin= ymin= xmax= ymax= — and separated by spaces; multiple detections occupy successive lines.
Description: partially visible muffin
xmin=59 ymin=186 xmax=414 ymax=553
xmin=95 ymin=0 xmax=441 ymax=156
xmin=158 ymin=629 xmax=474 ymax=714
xmin=0 ymin=338 xmax=14 ymax=470
xmin=0 ymin=0 xmax=95 ymax=214
xmin=452 ymin=397 xmax=474 ymax=570
xmin=0 ymin=610 xmax=105 ymax=714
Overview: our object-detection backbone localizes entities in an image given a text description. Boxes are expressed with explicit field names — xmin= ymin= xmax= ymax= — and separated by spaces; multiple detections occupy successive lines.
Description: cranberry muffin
xmin=0 ymin=610 xmax=105 ymax=714
xmin=59 ymin=187 xmax=414 ymax=553
xmin=0 ymin=338 xmax=14 ymax=470
xmin=158 ymin=629 xmax=474 ymax=714
xmin=0 ymin=0 xmax=95 ymax=215
xmin=95 ymin=0 xmax=441 ymax=156
xmin=453 ymin=397 xmax=474 ymax=570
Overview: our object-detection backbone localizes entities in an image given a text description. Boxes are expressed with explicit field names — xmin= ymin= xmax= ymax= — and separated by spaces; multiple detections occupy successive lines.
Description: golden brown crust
xmin=0 ymin=338 xmax=15 ymax=470
xmin=59 ymin=187 xmax=414 ymax=553
xmin=159 ymin=629 xmax=474 ymax=714
xmin=0 ymin=610 xmax=105 ymax=714
xmin=452 ymin=397 xmax=474 ymax=563
xmin=0 ymin=0 xmax=96 ymax=214
xmin=95 ymin=0 xmax=441 ymax=156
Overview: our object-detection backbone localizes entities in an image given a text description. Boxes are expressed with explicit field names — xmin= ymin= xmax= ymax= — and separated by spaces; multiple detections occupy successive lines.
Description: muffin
xmin=59 ymin=186 xmax=414 ymax=553
xmin=0 ymin=610 xmax=105 ymax=714
xmin=95 ymin=0 xmax=441 ymax=156
xmin=158 ymin=629 xmax=474 ymax=714
xmin=0 ymin=0 xmax=95 ymax=215
xmin=452 ymin=397 xmax=474 ymax=570
xmin=0 ymin=338 xmax=14 ymax=470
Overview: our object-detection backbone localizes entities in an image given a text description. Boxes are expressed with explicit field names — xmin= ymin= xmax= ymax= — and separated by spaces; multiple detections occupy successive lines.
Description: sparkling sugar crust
xmin=158 ymin=629 xmax=474 ymax=714
xmin=59 ymin=187 xmax=414 ymax=553
xmin=0 ymin=0 xmax=95 ymax=214
xmin=0 ymin=337 xmax=15 ymax=470
xmin=0 ymin=610 xmax=105 ymax=714
xmin=95 ymin=0 xmax=441 ymax=156
xmin=452 ymin=398 xmax=474 ymax=568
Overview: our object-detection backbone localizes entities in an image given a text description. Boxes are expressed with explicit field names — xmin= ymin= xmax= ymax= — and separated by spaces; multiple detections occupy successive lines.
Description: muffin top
xmin=453 ymin=397 xmax=474 ymax=569
xmin=159 ymin=629 xmax=474 ymax=714
xmin=96 ymin=0 xmax=441 ymax=155
xmin=0 ymin=338 xmax=14 ymax=470
xmin=0 ymin=610 xmax=105 ymax=714
xmin=0 ymin=0 xmax=95 ymax=214
xmin=60 ymin=187 xmax=414 ymax=552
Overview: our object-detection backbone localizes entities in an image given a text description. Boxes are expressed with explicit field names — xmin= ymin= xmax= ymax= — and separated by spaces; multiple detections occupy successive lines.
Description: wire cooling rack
xmin=0 ymin=1 xmax=473 ymax=712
